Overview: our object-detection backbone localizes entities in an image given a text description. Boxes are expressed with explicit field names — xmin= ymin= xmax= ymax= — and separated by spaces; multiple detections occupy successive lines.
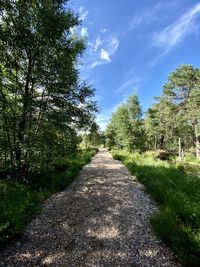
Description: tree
xmin=81 ymin=121 xmax=104 ymax=148
xmin=144 ymin=96 xmax=193 ymax=154
xmin=105 ymin=94 xmax=144 ymax=151
xmin=0 ymin=0 xmax=97 ymax=178
xmin=163 ymin=64 xmax=200 ymax=158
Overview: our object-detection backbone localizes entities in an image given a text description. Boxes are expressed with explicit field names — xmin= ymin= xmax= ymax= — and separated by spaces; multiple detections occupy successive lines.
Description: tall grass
xmin=0 ymin=148 xmax=97 ymax=247
xmin=112 ymin=149 xmax=200 ymax=267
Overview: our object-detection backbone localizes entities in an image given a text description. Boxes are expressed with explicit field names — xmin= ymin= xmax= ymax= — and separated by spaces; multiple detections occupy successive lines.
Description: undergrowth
xmin=111 ymin=149 xmax=200 ymax=267
xmin=0 ymin=148 xmax=97 ymax=247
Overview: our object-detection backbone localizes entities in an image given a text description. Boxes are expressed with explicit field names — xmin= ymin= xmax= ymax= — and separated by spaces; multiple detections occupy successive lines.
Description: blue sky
xmin=70 ymin=0 xmax=200 ymax=129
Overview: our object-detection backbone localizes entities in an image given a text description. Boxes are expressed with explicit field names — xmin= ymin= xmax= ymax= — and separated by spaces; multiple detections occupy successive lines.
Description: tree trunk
xmin=196 ymin=135 xmax=200 ymax=159
xmin=179 ymin=138 xmax=181 ymax=159
xmin=194 ymin=124 xmax=200 ymax=159
xmin=16 ymin=57 xmax=33 ymax=166
xmin=154 ymin=136 xmax=157 ymax=151
xmin=160 ymin=134 xmax=164 ymax=149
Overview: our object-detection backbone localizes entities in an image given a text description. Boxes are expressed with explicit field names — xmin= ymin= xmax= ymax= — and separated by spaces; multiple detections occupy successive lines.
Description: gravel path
xmin=0 ymin=149 xmax=180 ymax=267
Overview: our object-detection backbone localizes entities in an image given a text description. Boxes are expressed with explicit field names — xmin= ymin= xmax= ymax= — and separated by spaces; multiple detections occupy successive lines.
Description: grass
xmin=111 ymin=149 xmax=200 ymax=267
xmin=0 ymin=148 xmax=97 ymax=247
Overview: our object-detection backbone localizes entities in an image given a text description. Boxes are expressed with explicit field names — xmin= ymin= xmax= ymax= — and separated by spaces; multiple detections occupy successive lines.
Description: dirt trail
xmin=0 ymin=149 xmax=180 ymax=266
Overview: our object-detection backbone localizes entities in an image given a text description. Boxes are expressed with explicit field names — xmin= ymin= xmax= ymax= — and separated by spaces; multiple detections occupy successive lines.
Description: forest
xmin=106 ymin=64 xmax=200 ymax=159
xmin=0 ymin=0 xmax=200 ymax=266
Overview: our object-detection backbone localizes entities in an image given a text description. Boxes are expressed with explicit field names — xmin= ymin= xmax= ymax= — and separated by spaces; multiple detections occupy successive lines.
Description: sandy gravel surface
xmin=0 ymin=149 xmax=180 ymax=266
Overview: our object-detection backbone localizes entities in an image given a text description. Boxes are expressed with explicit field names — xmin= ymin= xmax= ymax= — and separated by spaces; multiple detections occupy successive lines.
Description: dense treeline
xmin=106 ymin=64 xmax=200 ymax=159
xmin=0 ymin=0 xmax=98 ymax=180
xmin=0 ymin=0 xmax=100 ymax=245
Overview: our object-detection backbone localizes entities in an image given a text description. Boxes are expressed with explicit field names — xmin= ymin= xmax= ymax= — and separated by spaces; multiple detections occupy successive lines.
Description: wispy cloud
xmin=129 ymin=9 xmax=154 ymax=30
xmin=87 ymin=60 xmax=107 ymax=69
xmin=154 ymin=3 xmax=200 ymax=54
xmin=99 ymin=36 xmax=119 ymax=62
xmin=100 ymin=48 xmax=111 ymax=62
xmin=85 ymin=34 xmax=119 ymax=69
xmin=129 ymin=2 xmax=177 ymax=30
xmin=108 ymin=36 xmax=119 ymax=54
xmin=94 ymin=37 xmax=103 ymax=51
xmin=79 ymin=6 xmax=89 ymax=21
xmin=117 ymin=68 xmax=144 ymax=93
xmin=80 ymin=27 xmax=88 ymax=38
xmin=117 ymin=78 xmax=140 ymax=93
xmin=100 ymin=28 xmax=107 ymax=33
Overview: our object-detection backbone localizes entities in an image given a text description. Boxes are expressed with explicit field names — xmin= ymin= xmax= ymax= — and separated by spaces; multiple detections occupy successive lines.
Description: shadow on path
xmin=0 ymin=149 xmax=180 ymax=266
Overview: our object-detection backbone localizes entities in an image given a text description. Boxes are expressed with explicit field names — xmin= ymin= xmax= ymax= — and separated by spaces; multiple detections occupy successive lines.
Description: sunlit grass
xmin=112 ymin=149 xmax=200 ymax=266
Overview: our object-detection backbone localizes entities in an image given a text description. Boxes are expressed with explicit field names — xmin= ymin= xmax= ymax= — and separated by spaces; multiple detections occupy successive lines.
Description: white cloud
xmin=117 ymin=68 xmax=145 ymax=93
xmin=100 ymin=48 xmax=111 ymax=62
xmin=129 ymin=10 xmax=152 ymax=30
xmin=79 ymin=6 xmax=89 ymax=21
xmin=108 ymin=36 xmax=119 ymax=54
xmin=129 ymin=2 xmax=178 ymax=31
xmin=69 ymin=27 xmax=76 ymax=35
xmin=100 ymin=28 xmax=107 ymax=33
xmin=80 ymin=27 xmax=88 ymax=38
xmin=154 ymin=3 xmax=200 ymax=53
xmin=83 ymin=34 xmax=119 ymax=70
xmin=87 ymin=60 xmax=108 ymax=69
xmin=86 ymin=35 xmax=119 ymax=69
xmin=117 ymin=77 xmax=142 ymax=93
xmin=94 ymin=37 xmax=103 ymax=51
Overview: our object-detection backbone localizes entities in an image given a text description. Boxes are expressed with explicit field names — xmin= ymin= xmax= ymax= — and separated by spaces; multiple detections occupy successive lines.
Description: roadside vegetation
xmin=0 ymin=1 xmax=101 ymax=247
xmin=111 ymin=150 xmax=200 ymax=266
xmin=106 ymin=65 xmax=200 ymax=266
xmin=0 ymin=148 xmax=97 ymax=247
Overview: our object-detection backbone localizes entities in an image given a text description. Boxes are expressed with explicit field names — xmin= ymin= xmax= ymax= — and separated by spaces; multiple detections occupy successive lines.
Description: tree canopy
xmin=0 ymin=0 xmax=98 ymax=178
xmin=106 ymin=94 xmax=145 ymax=151
xmin=106 ymin=64 xmax=200 ymax=159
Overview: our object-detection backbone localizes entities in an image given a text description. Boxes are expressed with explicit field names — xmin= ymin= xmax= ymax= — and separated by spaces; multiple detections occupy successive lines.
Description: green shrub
xmin=0 ymin=148 xmax=97 ymax=247
xmin=0 ymin=181 xmax=42 ymax=246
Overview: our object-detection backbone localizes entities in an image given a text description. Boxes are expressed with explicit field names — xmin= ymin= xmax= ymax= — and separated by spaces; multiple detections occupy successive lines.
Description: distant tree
xmin=105 ymin=122 xmax=116 ymax=149
xmin=81 ymin=120 xmax=104 ymax=148
xmin=126 ymin=94 xmax=145 ymax=150
xmin=105 ymin=94 xmax=144 ymax=151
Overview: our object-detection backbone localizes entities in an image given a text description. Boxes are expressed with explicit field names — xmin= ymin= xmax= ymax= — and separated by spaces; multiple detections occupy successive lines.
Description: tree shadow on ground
xmin=0 ymin=150 xmax=179 ymax=266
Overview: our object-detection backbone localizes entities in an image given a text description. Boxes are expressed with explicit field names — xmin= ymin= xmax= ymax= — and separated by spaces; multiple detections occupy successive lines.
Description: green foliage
xmin=0 ymin=0 xmax=97 ymax=178
xmin=81 ymin=121 xmax=105 ymax=149
xmin=165 ymin=65 xmax=200 ymax=155
xmin=0 ymin=181 xmax=42 ymax=246
xmin=0 ymin=148 xmax=97 ymax=247
xmin=111 ymin=149 xmax=200 ymax=266
xmin=143 ymin=64 xmax=200 ymax=158
xmin=106 ymin=94 xmax=145 ymax=151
